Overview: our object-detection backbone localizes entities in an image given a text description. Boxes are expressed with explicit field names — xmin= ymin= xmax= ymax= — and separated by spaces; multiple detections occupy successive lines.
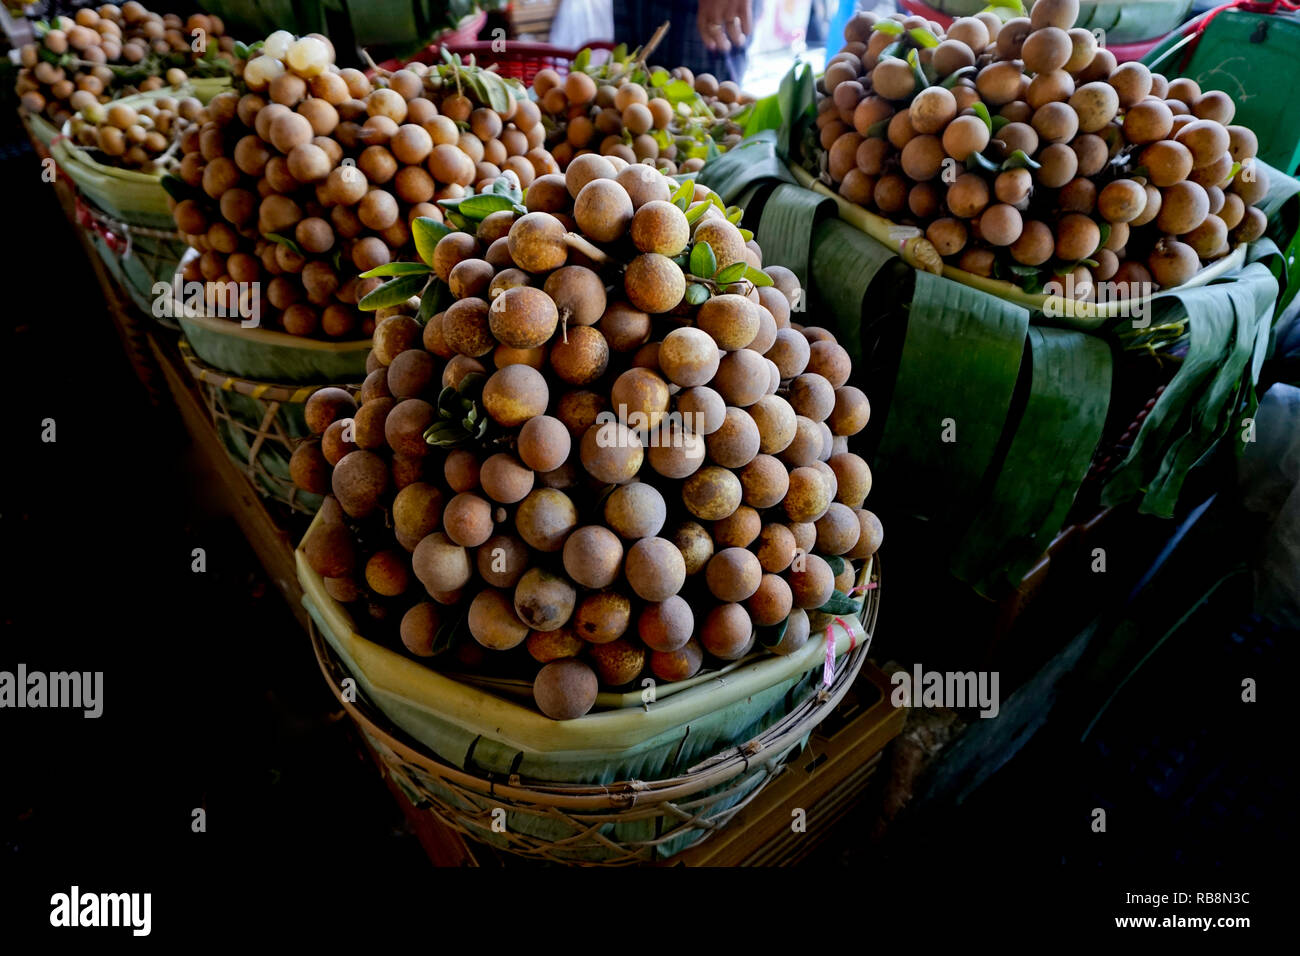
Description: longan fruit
xmin=700 ymin=604 xmax=754 ymax=661
xmin=518 ymin=415 xmax=571 ymax=473
xmin=480 ymin=452 xmax=535 ymax=504
xmin=625 ymin=537 xmax=686 ymax=602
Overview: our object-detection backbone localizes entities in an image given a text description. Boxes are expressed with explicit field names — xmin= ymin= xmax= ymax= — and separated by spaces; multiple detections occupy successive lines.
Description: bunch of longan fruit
xmin=69 ymin=93 xmax=203 ymax=171
xmin=170 ymin=31 xmax=554 ymax=339
xmin=532 ymin=62 xmax=753 ymax=175
xmin=817 ymin=0 xmax=1270 ymax=294
xmin=15 ymin=4 xmax=234 ymax=130
xmin=294 ymin=155 xmax=883 ymax=721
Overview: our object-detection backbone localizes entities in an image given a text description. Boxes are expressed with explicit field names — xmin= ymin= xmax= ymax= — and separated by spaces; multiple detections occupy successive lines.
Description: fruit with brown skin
xmin=400 ymin=603 xmax=441 ymax=656
xmin=571 ymin=590 xmax=632 ymax=644
xmin=513 ymin=567 xmax=576 ymax=632
xmin=468 ymin=587 xmax=529 ymax=650
xmin=488 ymin=285 xmax=558 ymax=348
xmin=515 ymin=488 xmax=578 ymax=552
xmin=526 ymin=627 xmax=585 ymax=663
xmin=625 ymin=536 xmax=687 ymax=601
xmin=482 ymin=364 xmax=548 ymax=427
xmin=651 ymin=639 xmax=704 ymax=681
xmin=412 ymin=532 xmax=472 ymax=595
xmin=700 ymin=603 xmax=754 ymax=660
xmin=588 ymin=638 xmax=647 ymax=686
xmin=305 ymin=387 xmax=356 ymax=433
xmin=533 ymin=659 xmax=599 ymax=719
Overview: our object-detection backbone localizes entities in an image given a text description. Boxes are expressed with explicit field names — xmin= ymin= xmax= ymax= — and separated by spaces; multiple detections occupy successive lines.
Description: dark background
xmin=0 ymin=120 xmax=1287 ymax=933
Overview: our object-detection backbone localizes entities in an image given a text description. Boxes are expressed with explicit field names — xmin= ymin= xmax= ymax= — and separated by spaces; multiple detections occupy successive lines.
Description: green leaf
xmin=1006 ymin=262 xmax=1041 ymax=277
xmin=573 ymin=48 xmax=592 ymax=73
xmin=690 ymin=241 xmax=718 ymax=278
xmin=940 ymin=66 xmax=976 ymax=89
xmin=359 ymin=262 xmax=433 ymax=278
xmin=491 ymin=175 xmax=523 ymax=201
xmin=972 ymin=101 xmax=993 ymax=133
xmin=474 ymin=69 xmax=514 ymax=114
xmin=264 ymin=233 xmax=303 ymax=255
xmin=951 ymin=327 xmax=1112 ymax=592
xmin=416 ymin=281 xmax=444 ymax=322
xmin=879 ymin=40 xmax=907 ymax=61
xmin=454 ymin=193 xmax=518 ymax=219
xmin=864 ymin=117 xmax=892 ymax=138
xmin=714 ymin=261 xmax=747 ymax=284
xmin=1097 ymin=222 xmax=1112 ymax=248
xmin=991 ymin=114 xmax=1010 ymax=133
xmin=684 ymin=283 xmax=710 ymax=306
xmin=685 ymin=201 xmax=713 ymax=225
xmin=650 ymin=68 xmax=671 ymax=87
xmin=234 ymin=40 xmax=249 ymax=59
xmin=872 ymin=19 xmax=903 ymax=35
xmin=663 ymin=78 xmax=696 ymax=103
xmin=447 ymin=210 xmax=469 ymax=231
xmin=671 ymin=177 xmax=695 ymax=210
xmin=612 ymin=42 xmax=628 ymax=63
xmin=1000 ymin=149 xmax=1041 ymax=170
xmin=725 ymin=205 xmax=744 ymax=225
xmin=744 ymin=266 xmax=774 ymax=287
xmin=906 ymin=48 xmax=929 ymax=91
xmin=967 ymin=151 xmax=1001 ymax=174
xmin=738 ymin=228 xmax=754 ymax=242
xmin=358 ymin=273 xmax=428 ymax=311
xmin=756 ymin=618 xmax=789 ymax=649
xmin=908 ymin=27 xmax=939 ymax=48
xmin=817 ymin=590 xmax=861 ymax=616
xmin=981 ymin=0 xmax=1026 ymax=19
xmin=821 ymin=554 xmax=847 ymax=576
xmin=412 ymin=217 xmax=452 ymax=267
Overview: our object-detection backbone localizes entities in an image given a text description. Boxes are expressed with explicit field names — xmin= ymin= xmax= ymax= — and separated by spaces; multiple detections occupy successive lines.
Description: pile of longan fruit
xmin=15 ymin=4 xmax=234 ymax=130
xmin=69 ymin=92 xmax=203 ymax=171
xmin=817 ymin=0 xmax=1270 ymax=294
xmin=532 ymin=63 xmax=753 ymax=174
xmin=294 ymin=156 xmax=883 ymax=720
xmin=171 ymin=31 xmax=554 ymax=338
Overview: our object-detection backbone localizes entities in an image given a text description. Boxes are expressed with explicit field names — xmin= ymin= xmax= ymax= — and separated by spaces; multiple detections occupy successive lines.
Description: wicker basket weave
xmin=306 ymin=559 xmax=881 ymax=865
xmin=179 ymin=338 xmax=331 ymax=514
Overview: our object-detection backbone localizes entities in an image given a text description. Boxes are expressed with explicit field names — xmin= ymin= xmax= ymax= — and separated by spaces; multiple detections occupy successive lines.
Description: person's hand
xmin=697 ymin=0 xmax=753 ymax=53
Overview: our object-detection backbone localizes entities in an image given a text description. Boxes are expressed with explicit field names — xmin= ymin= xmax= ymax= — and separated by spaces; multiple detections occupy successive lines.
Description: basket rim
xmin=786 ymin=162 xmax=1249 ymax=328
xmin=58 ymin=84 xmax=233 ymax=186
xmin=174 ymin=249 xmax=373 ymax=357
xmin=177 ymin=337 xmax=331 ymax=402
xmin=306 ymin=557 xmax=881 ymax=811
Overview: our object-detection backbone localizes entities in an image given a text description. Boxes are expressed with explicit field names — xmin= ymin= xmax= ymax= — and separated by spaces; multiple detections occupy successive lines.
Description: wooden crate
xmin=510 ymin=0 xmax=559 ymax=40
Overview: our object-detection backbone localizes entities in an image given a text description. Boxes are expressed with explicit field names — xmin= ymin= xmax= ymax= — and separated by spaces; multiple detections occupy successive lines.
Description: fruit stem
xmin=358 ymin=48 xmax=393 ymax=78
xmin=563 ymin=232 xmax=610 ymax=265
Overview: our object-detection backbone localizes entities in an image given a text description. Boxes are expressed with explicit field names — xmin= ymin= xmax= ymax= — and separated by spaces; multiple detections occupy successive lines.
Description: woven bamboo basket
xmin=788 ymin=164 xmax=1248 ymax=331
xmin=305 ymin=556 xmax=881 ymax=865
xmin=179 ymin=338 xmax=332 ymax=514
xmin=173 ymin=251 xmax=373 ymax=383
xmin=51 ymin=83 xmax=232 ymax=321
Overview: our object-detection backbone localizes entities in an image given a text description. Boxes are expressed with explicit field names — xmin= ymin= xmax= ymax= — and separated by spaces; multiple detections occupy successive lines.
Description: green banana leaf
xmin=1101 ymin=264 xmax=1280 ymax=517
xmin=696 ymin=130 xmax=794 ymax=205
xmin=1143 ymin=8 xmax=1300 ymax=176
xmin=807 ymin=218 xmax=914 ymax=376
xmin=950 ymin=327 xmax=1113 ymax=594
xmin=754 ymin=182 xmax=835 ymax=289
xmin=874 ymin=271 xmax=1031 ymax=529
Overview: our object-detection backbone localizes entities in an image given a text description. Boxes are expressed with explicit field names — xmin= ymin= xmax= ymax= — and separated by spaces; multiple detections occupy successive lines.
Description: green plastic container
xmin=1143 ymin=7 xmax=1300 ymax=177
